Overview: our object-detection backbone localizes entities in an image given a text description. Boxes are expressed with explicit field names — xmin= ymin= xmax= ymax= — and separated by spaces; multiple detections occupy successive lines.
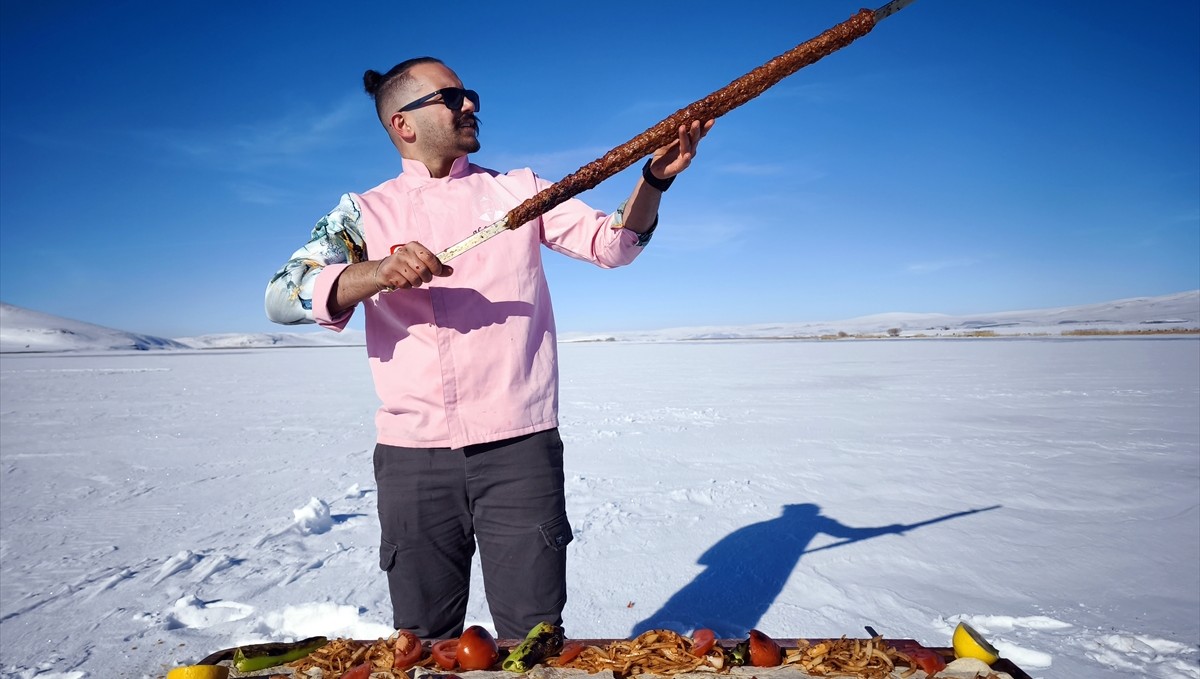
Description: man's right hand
xmin=376 ymin=241 xmax=454 ymax=292
xmin=329 ymin=241 xmax=455 ymax=316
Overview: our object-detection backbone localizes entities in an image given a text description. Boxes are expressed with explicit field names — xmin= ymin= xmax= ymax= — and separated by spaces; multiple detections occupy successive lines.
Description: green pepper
xmin=232 ymin=636 xmax=328 ymax=672
xmin=501 ymin=622 xmax=564 ymax=673
xmin=727 ymin=639 xmax=750 ymax=666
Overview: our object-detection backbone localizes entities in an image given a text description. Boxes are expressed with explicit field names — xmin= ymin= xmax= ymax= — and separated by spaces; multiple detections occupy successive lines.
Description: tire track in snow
xmin=0 ymin=556 xmax=158 ymax=623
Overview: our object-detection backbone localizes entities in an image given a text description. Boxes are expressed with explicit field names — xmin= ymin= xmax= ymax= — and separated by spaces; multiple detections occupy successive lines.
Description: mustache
xmin=456 ymin=113 xmax=481 ymax=130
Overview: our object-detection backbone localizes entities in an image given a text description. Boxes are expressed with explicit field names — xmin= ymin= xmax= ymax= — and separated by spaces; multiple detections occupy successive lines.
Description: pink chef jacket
xmin=312 ymin=156 xmax=648 ymax=449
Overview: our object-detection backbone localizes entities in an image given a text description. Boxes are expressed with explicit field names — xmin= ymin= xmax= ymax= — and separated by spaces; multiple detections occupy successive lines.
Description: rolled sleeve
xmin=533 ymin=177 xmax=651 ymax=268
xmin=312 ymin=263 xmax=355 ymax=330
xmin=264 ymin=193 xmax=368 ymax=326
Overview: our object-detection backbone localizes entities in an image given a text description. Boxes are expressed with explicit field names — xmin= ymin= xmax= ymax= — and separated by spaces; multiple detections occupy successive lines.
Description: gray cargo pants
xmin=374 ymin=428 xmax=572 ymax=639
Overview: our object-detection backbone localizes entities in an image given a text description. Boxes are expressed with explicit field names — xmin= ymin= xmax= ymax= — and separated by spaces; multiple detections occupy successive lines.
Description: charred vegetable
xmin=502 ymin=622 xmax=565 ymax=673
xmin=728 ymin=639 xmax=750 ymax=666
xmin=232 ymin=636 xmax=328 ymax=672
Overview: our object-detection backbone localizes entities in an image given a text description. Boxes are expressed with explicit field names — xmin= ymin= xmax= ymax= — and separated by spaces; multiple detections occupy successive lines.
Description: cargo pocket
xmin=538 ymin=513 xmax=574 ymax=552
xmin=379 ymin=538 xmax=399 ymax=572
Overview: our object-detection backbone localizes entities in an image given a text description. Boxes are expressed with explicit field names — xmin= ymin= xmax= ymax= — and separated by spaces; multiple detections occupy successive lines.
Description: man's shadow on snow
xmin=369 ymin=289 xmax=536 ymax=363
xmin=630 ymin=502 xmax=998 ymax=638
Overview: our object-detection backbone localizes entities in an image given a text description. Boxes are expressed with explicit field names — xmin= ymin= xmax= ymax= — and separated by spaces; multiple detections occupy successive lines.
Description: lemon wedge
xmin=952 ymin=622 xmax=1000 ymax=664
xmin=165 ymin=665 xmax=230 ymax=679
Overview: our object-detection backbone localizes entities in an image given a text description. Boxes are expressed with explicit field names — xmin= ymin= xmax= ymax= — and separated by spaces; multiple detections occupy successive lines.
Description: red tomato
xmin=393 ymin=630 xmax=423 ymax=669
xmin=904 ymin=647 xmax=948 ymax=675
xmin=747 ymin=629 xmax=782 ymax=667
xmin=457 ymin=625 xmax=500 ymax=670
xmin=431 ymin=638 xmax=459 ymax=670
xmin=555 ymin=641 xmax=586 ymax=665
xmin=338 ymin=661 xmax=372 ymax=679
xmin=691 ymin=629 xmax=716 ymax=656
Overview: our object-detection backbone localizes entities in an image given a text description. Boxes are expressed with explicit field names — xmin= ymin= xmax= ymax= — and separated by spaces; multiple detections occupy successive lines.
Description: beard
xmin=454 ymin=113 xmax=481 ymax=153
xmin=414 ymin=112 xmax=482 ymax=160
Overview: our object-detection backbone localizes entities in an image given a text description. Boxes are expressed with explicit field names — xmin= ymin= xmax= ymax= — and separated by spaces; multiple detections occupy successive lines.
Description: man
xmin=264 ymin=57 xmax=712 ymax=639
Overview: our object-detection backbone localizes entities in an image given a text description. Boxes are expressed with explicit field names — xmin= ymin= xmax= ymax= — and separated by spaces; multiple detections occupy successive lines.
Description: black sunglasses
xmin=397 ymin=87 xmax=480 ymax=113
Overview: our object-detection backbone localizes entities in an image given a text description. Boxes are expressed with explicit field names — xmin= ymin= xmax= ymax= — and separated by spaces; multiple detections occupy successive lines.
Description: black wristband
xmin=642 ymin=159 xmax=675 ymax=193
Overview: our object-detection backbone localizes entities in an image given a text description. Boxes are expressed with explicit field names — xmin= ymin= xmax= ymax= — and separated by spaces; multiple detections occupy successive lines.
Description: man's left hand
xmin=648 ymin=119 xmax=715 ymax=180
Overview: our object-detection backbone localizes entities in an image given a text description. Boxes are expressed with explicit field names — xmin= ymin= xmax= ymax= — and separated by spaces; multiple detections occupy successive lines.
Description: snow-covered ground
xmin=1 ymin=295 xmax=1198 ymax=678
xmin=1 ymin=331 xmax=1198 ymax=678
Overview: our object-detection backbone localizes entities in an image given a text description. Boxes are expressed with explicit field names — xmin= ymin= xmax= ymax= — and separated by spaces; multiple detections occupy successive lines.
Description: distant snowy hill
xmin=561 ymin=290 xmax=1200 ymax=342
xmin=174 ymin=330 xmax=365 ymax=350
xmin=0 ymin=303 xmax=190 ymax=353
xmin=2 ymin=291 xmax=1196 ymax=353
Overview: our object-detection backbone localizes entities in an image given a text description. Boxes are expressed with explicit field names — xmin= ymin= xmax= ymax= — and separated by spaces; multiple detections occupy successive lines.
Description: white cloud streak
xmin=905 ymin=257 xmax=980 ymax=274
xmin=146 ymin=94 xmax=367 ymax=171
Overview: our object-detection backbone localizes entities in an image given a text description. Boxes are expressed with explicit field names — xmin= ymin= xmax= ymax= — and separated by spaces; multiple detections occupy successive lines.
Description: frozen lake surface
xmin=1 ymin=338 xmax=1197 ymax=678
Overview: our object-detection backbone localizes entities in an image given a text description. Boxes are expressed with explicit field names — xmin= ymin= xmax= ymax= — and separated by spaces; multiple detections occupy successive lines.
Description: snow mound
xmin=292 ymin=497 xmax=334 ymax=535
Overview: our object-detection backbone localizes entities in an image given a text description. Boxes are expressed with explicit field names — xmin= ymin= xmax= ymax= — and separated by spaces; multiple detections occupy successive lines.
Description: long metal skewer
xmin=436 ymin=0 xmax=918 ymax=264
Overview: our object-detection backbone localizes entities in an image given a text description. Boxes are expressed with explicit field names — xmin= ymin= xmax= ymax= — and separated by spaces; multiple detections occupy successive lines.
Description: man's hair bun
xmin=363 ymin=69 xmax=385 ymax=96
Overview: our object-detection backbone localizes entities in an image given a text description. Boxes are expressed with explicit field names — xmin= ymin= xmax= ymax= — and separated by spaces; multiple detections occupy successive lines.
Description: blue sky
xmin=1 ymin=1 xmax=1197 ymax=338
